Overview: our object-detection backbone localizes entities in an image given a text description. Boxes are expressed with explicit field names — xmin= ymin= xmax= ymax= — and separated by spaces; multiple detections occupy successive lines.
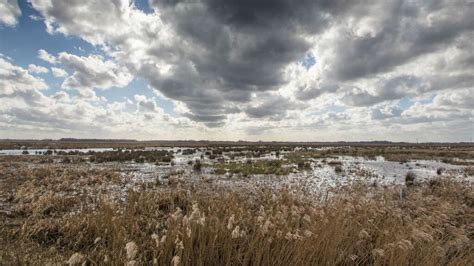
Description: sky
xmin=0 ymin=0 xmax=473 ymax=142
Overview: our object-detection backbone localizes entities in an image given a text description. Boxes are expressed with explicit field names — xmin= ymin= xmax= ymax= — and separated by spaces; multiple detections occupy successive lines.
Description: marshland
xmin=2 ymin=0 xmax=473 ymax=265
xmin=0 ymin=140 xmax=472 ymax=265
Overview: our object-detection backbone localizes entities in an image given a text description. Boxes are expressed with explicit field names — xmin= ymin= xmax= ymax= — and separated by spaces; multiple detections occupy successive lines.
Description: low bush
xmin=405 ymin=171 xmax=416 ymax=186
xmin=193 ymin=160 xmax=202 ymax=171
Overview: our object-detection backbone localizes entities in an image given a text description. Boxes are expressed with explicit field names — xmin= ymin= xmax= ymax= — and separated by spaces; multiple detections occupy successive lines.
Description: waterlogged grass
xmin=213 ymin=160 xmax=292 ymax=176
xmin=1 ymin=179 xmax=473 ymax=265
xmin=285 ymin=147 xmax=474 ymax=164
xmin=89 ymin=150 xmax=173 ymax=164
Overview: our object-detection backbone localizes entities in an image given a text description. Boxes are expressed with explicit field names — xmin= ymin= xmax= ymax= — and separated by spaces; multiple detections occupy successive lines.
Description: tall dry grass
xmin=1 ymin=178 xmax=472 ymax=265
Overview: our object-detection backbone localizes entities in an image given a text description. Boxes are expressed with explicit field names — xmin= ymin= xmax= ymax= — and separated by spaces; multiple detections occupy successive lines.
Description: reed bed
xmin=1 ymin=176 xmax=472 ymax=265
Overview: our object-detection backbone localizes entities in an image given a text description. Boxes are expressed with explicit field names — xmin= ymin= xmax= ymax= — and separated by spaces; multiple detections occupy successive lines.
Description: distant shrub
xmin=88 ymin=150 xmax=173 ymax=164
xmin=328 ymin=161 xmax=342 ymax=166
xmin=22 ymin=150 xmax=29 ymax=155
xmin=334 ymin=165 xmax=343 ymax=173
xmin=405 ymin=171 xmax=416 ymax=186
xmin=428 ymin=178 xmax=442 ymax=188
xmin=212 ymin=149 xmax=223 ymax=155
xmin=39 ymin=158 xmax=54 ymax=164
xmin=441 ymin=158 xmax=452 ymax=164
xmin=182 ymin=149 xmax=196 ymax=155
xmin=436 ymin=167 xmax=443 ymax=175
xmin=297 ymin=161 xmax=305 ymax=169
xmin=463 ymin=167 xmax=474 ymax=176
xmin=297 ymin=161 xmax=311 ymax=170
xmin=135 ymin=157 xmax=145 ymax=163
xmin=267 ymin=160 xmax=281 ymax=168
xmin=213 ymin=168 xmax=227 ymax=175
xmin=193 ymin=160 xmax=202 ymax=171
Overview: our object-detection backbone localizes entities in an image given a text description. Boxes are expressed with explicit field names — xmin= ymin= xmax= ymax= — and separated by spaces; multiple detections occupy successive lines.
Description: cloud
xmin=28 ymin=64 xmax=49 ymax=74
xmin=0 ymin=57 xmax=47 ymax=95
xmin=51 ymin=67 xmax=67 ymax=77
xmin=295 ymin=83 xmax=339 ymax=100
xmin=0 ymin=57 xmax=50 ymax=106
xmin=29 ymin=0 xmax=359 ymax=124
xmin=141 ymin=0 xmax=360 ymax=122
xmin=31 ymin=0 xmax=474 ymax=126
xmin=342 ymin=75 xmax=423 ymax=107
xmin=38 ymin=49 xmax=58 ymax=64
xmin=59 ymin=52 xmax=133 ymax=91
xmin=0 ymin=0 xmax=21 ymax=27
xmin=0 ymin=62 xmax=187 ymax=139
xmin=433 ymin=88 xmax=474 ymax=109
xmin=12 ymin=0 xmax=474 ymax=141
xmin=370 ymin=104 xmax=403 ymax=120
xmin=134 ymin=94 xmax=163 ymax=113
xmin=327 ymin=0 xmax=474 ymax=81
xmin=29 ymin=14 xmax=41 ymax=21
xmin=245 ymin=93 xmax=299 ymax=120
xmin=342 ymin=72 xmax=474 ymax=107
xmin=399 ymin=101 xmax=472 ymax=125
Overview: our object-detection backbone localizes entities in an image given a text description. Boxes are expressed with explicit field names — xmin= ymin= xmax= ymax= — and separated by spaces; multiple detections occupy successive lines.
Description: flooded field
xmin=1 ymin=143 xmax=473 ymax=264
xmin=1 ymin=145 xmax=473 ymax=213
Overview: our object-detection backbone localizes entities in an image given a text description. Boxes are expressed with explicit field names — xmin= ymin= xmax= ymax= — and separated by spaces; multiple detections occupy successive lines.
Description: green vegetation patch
xmin=213 ymin=160 xmax=292 ymax=176
xmin=89 ymin=150 xmax=173 ymax=163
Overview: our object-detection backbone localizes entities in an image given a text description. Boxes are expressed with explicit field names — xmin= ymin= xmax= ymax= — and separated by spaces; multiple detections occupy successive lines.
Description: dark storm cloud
xmin=245 ymin=94 xmax=299 ymax=120
xmin=330 ymin=0 xmax=474 ymax=81
xmin=158 ymin=0 xmax=354 ymax=33
xmin=148 ymin=0 xmax=359 ymax=122
xmin=148 ymin=0 xmax=473 ymax=122
xmin=295 ymin=84 xmax=339 ymax=100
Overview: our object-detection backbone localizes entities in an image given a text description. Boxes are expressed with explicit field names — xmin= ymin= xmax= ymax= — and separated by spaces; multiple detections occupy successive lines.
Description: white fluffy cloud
xmin=433 ymin=88 xmax=474 ymax=109
xmin=28 ymin=64 xmax=49 ymax=74
xmin=37 ymin=49 xmax=58 ymax=64
xmin=0 ymin=57 xmax=50 ymax=106
xmin=134 ymin=95 xmax=162 ymax=113
xmin=51 ymin=67 xmax=67 ymax=77
xmin=0 ymin=57 xmax=47 ymax=95
xmin=0 ymin=59 xmax=193 ymax=139
xmin=0 ymin=0 xmax=21 ymax=27
xmin=59 ymin=52 xmax=132 ymax=91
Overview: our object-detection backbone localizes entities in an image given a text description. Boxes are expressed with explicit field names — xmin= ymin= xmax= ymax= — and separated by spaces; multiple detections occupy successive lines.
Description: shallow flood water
xmin=0 ymin=146 xmax=472 ymax=214
xmin=94 ymin=148 xmax=472 ymax=195
xmin=3 ymin=147 xmax=469 ymax=184
xmin=0 ymin=148 xmax=115 ymax=155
